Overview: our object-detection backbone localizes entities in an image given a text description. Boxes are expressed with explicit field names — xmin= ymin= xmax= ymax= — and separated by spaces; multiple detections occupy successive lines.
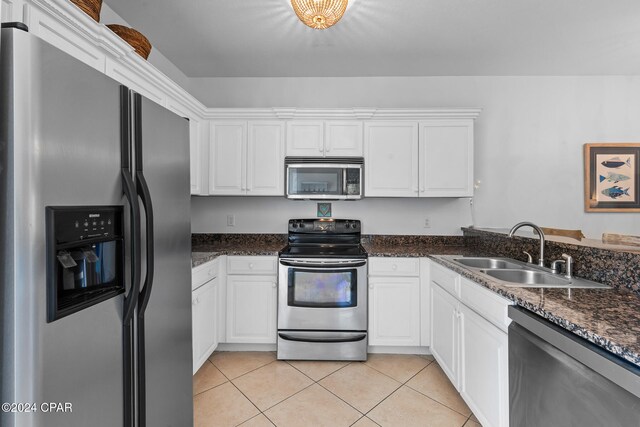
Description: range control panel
xmin=288 ymin=218 xmax=361 ymax=233
xmin=47 ymin=206 xmax=124 ymax=245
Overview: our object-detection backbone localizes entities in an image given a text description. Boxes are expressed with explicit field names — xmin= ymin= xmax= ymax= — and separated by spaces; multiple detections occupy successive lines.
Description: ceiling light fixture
xmin=291 ymin=0 xmax=349 ymax=30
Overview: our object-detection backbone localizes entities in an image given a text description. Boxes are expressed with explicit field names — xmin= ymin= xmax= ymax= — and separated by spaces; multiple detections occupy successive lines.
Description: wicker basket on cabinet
xmin=70 ymin=0 xmax=102 ymax=22
xmin=106 ymin=25 xmax=152 ymax=60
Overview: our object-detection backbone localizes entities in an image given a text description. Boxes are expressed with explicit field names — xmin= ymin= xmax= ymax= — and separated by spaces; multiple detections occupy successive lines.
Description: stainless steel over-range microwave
xmin=285 ymin=157 xmax=364 ymax=200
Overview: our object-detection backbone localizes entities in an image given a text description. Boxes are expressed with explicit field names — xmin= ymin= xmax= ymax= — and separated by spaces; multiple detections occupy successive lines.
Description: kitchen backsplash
xmin=192 ymin=233 xmax=287 ymax=246
xmin=463 ymin=228 xmax=640 ymax=294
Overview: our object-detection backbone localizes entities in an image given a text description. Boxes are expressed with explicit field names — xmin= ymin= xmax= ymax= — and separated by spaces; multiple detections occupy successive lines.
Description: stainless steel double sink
xmin=442 ymin=256 xmax=610 ymax=289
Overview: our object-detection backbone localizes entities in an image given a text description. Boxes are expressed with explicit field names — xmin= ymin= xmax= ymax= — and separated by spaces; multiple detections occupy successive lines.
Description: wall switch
xmin=227 ymin=215 xmax=235 ymax=226
xmin=424 ymin=218 xmax=431 ymax=228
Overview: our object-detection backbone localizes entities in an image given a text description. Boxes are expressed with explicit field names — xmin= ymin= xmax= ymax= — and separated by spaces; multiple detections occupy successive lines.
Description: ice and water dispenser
xmin=46 ymin=206 xmax=125 ymax=322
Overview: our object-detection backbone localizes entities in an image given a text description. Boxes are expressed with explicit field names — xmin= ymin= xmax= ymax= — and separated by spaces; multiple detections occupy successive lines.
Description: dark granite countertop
xmin=191 ymin=242 xmax=285 ymax=268
xmin=430 ymin=255 xmax=640 ymax=367
xmin=364 ymin=243 xmax=472 ymax=257
xmin=190 ymin=232 xmax=640 ymax=368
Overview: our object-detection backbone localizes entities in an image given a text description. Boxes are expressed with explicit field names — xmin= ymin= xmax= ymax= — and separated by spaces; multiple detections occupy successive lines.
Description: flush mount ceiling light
xmin=291 ymin=0 xmax=349 ymax=30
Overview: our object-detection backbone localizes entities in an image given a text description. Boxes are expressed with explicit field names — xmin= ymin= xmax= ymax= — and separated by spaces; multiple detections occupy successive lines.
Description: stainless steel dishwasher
xmin=508 ymin=306 xmax=640 ymax=427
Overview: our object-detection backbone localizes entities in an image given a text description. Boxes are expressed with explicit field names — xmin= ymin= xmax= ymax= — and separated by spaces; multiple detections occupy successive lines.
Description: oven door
xmin=278 ymin=258 xmax=367 ymax=331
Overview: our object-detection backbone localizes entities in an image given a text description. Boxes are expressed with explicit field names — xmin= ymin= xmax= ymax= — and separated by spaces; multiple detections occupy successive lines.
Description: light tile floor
xmin=194 ymin=352 xmax=482 ymax=427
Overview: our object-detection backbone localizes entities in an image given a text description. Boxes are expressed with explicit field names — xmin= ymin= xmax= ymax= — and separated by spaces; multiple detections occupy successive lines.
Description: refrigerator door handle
xmin=134 ymin=92 xmax=155 ymax=316
xmin=120 ymin=86 xmax=142 ymax=324
xmin=120 ymin=86 xmax=141 ymax=427
xmin=133 ymin=92 xmax=155 ymax=427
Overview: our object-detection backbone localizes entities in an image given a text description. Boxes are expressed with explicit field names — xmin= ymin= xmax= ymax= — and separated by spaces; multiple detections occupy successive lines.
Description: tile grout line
xmin=210 ymin=354 xmax=278 ymax=382
xmin=402 ymin=360 xmax=474 ymax=418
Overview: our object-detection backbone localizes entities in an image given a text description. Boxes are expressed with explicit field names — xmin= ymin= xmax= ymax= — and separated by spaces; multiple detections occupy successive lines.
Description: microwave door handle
xmin=342 ymin=168 xmax=347 ymax=195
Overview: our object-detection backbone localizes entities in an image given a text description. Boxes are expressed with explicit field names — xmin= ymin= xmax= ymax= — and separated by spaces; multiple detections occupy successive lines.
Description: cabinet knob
xmin=369 ymin=285 xmax=373 ymax=289
xmin=249 ymin=263 xmax=254 ymax=269
xmin=325 ymin=147 xmax=330 ymax=152
xmin=272 ymin=282 xmax=277 ymax=288
xmin=420 ymin=187 xmax=425 ymax=192
xmin=392 ymin=264 xmax=397 ymax=270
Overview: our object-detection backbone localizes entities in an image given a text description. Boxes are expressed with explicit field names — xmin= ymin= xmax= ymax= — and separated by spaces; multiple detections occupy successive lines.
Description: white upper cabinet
xmin=246 ymin=121 xmax=285 ymax=195
xmin=209 ymin=121 xmax=284 ymax=196
xmin=364 ymin=122 xmax=419 ymax=197
xmin=287 ymin=121 xmax=363 ymax=157
xmin=324 ymin=121 xmax=363 ymax=157
xmin=286 ymin=121 xmax=324 ymax=156
xmin=419 ymin=120 xmax=474 ymax=197
xmin=365 ymin=120 xmax=474 ymax=198
xmin=209 ymin=122 xmax=246 ymax=195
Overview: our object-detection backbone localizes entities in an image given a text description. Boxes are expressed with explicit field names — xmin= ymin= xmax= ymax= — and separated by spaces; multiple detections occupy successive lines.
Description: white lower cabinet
xmin=430 ymin=282 xmax=460 ymax=387
xmin=192 ymin=277 xmax=218 ymax=374
xmin=368 ymin=276 xmax=420 ymax=346
xmin=368 ymin=257 xmax=423 ymax=348
xmin=429 ymin=260 xmax=511 ymax=427
xmin=459 ymin=304 xmax=509 ymax=427
xmin=225 ymin=256 xmax=277 ymax=344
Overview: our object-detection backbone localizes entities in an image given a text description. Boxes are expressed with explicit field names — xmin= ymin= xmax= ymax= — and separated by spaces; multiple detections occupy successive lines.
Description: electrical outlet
xmin=424 ymin=218 xmax=431 ymax=228
xmin=227 ymin=215 xmax=235 ymax=227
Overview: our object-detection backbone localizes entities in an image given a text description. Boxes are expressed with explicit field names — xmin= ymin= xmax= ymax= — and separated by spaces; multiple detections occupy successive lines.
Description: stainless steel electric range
xmin=277 ymin=219 xmax=368 ymax=361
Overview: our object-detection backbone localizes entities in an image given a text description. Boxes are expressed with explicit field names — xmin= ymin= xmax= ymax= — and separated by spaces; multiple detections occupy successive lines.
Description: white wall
xmin=190 ymin=76 xmax=640 ymax=238
xmin=102 ymin=3 xmax=190 ymax=90
xmin=191 ymin=196 xmax=472 ymax=235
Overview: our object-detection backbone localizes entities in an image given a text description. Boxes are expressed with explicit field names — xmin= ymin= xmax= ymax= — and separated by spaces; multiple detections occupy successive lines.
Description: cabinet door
xmin=364 ymin=122 xmax=419 ymax=197
xmin=226 ymin=275 xmax=277 ymax=344
xmin=286 ymin=121 xmax=324 ymax=156
xmin=369 ymin=277 xmax=420 ymax=346
xmin=246 ymin=121 xmax=285 ymax=196
xmin=189 ymin=118 xmax=203 ymax=195
xmin=430 ymin=283 xmax=459 ymax=389
xmin=325 ymin=121 xmax=363 ymax=157
xmin=459 ymin=304 xmax=509 ymax=427
xmin=192 ymin=279 xmax=218 ymax=373
xmin=419 ymin=120 xmax=474 ymax=197
xmin=419 ymin=259 xmax=431 ymax=347
xmin=209 ymin=121 xmax=246 ymax=195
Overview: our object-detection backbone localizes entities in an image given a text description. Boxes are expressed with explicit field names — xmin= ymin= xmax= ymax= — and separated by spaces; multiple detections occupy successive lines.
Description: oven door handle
xmin=278 ymin=332 xmax=367 ymax=343
xmin=279 ymin=259 xmax=367 ymax=268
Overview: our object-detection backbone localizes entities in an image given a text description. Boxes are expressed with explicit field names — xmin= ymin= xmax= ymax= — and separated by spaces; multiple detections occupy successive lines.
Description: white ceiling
xmin=105 ymin=0 xmax=640 ymax=78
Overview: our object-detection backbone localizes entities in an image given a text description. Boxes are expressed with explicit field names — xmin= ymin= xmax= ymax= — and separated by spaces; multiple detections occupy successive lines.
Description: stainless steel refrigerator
xmin=1 ymin=23 xmax=193 ymax=427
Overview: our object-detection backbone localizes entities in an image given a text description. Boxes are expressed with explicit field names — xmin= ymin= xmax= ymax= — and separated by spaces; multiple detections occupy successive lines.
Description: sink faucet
xmin=508 ymin=222 xmax=545 ymax=267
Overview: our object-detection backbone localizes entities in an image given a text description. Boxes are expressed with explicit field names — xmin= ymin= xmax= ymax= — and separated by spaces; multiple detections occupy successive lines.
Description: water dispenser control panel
xmin=46 ymin=206 xmax=125 ymax=322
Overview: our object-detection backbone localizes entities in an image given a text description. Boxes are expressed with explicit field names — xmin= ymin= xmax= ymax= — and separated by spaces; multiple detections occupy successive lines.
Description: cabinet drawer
xmin=192 ymin=257 xmax=220 ymax=291
xmin=227 ymin=256 xmax=277 ymax=275
xmin=430 ymin=261 xmax=460 ymax=298
xmin=368 ymin=257 xmax=420 ymax=276
xmin=459 ymin=277 xmax=512 ymax=333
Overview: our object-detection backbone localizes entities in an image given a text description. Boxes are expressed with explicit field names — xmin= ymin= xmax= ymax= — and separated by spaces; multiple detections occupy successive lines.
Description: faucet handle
xmin=550 ymin=259 xmax=566 ymax=274
xmin=523 ymin=251 xmax=533 ymax=264
xmin=561 ymin=253 xmax=573 ymax=279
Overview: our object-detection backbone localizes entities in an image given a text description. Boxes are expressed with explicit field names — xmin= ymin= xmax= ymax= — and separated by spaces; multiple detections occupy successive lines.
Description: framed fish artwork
xmin=584 ymin=143 xmax=640 ymax=212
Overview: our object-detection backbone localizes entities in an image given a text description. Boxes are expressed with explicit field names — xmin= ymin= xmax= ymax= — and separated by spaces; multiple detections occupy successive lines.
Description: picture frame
xmin=584 ymin=143 xmax=640 ymax=212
